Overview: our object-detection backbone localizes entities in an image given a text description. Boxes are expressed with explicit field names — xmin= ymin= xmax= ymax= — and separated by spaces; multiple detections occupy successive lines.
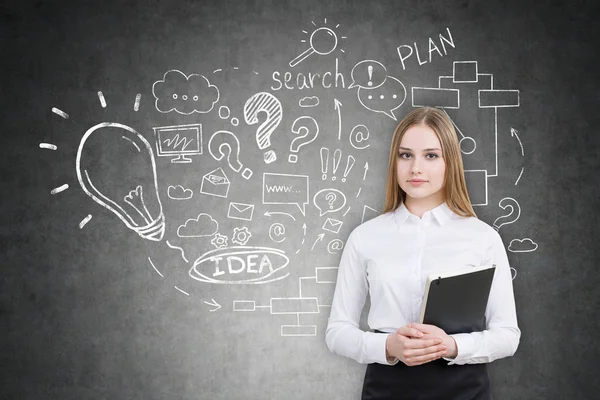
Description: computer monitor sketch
xmin=153 ymin=123 xmax=202 ymax=163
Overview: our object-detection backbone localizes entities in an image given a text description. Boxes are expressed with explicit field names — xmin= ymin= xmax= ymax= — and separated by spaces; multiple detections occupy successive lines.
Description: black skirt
xmin=361 ymin=352 xmax=491 ymax=400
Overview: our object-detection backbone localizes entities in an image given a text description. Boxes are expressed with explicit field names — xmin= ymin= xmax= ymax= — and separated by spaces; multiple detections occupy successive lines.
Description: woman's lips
xmin=408 ymin=179 xmax=427 ymax=187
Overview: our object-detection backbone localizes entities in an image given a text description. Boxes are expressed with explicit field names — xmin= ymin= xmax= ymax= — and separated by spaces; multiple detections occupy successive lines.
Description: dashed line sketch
xmin=76 ymin=122 xmax=165 ymax=242
xmin=334 ymin=99 xmax=342 ymax=140
xmin=200 ymin=167 xmax=230 ymax=198
xmin=289 ymin=19 xmax=346 ymax=67
xmin=190 ymin=246 xmax=290 ymax=284
xmin=508 ymin=238 xmax=538 ymax=253
xmin=269 ymin=223 xmax=286 ymax=243
xmin=322 ymin=218 xmax=343 ymax=234
xmin=493 ymin=197 xmax=521 ymax=231
xmin=289 ymin=116 xmax=319 ymax=163
xmin=147 ymin=257 xmax=164 ymax=278
xmin=152 ymin=70 xmax=219 ymax=115
xmin=134 ymin=93 xmax=141 ymax=111
xmin=244 ymin=92 xmax=283 ymax=164
xmin=174 ymin=286 xmax=190 ymax=296
xmin=167 ymin=185 xmax=194 ymax=200
xmin=299 ymin=96 xmax=319 ymax=107
xmin=349 ymin=124 xmax=371 ymax=150
xmin=166 ymin=240 xmax=190 ymax=263
xmin=79 ymin=214 xmax=92 ymax=229
xmin=228 ymin=202 xmax=255 ymax=221
xmin=313 ymin=188 xmax=346 ymax=217
xmin=363 ymin=162 xmax=369 ymax=180
xmin=51 ymin=107 xmax=68 ymax=119
xmin=50 ymin=184 xmax=69 ymax=195
xmin=97 ymin=91 xmax=107 ymax=108
xmin=177 ymin=213 xmax=219 ymax=238
xmin=39 ymin=143 xmax=58 ymax=150
xmin=153 ymin=124 xmax=202 ymax=163
xmin=327 ymin=239 xmax=344 ymax=254
xmin=208 ymin=130 xmax=253 ymax=179
xmin=204 ymin=298 xmax=222 ymax=312
xmin=263 ymin=173 xmax=310 ymax=216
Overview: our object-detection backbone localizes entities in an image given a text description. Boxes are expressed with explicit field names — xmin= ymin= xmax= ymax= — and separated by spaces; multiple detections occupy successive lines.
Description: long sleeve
xmin=325 ymin=229 xmax=395 ymax=365
xmin=444 ymin=230 xmax=521 ymax=365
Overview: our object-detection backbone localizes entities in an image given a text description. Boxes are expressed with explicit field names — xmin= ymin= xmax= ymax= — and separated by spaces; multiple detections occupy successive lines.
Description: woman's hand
xmin=407 ymin=323 xmax=458 ymax=359
xmin=385 ymin=325 xmax=448 ymax=366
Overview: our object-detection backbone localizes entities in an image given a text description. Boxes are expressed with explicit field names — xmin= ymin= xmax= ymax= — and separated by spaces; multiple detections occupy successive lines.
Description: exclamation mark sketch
xmin=320 ymin=147 xmax=329 ymax=180
xmin=342 ymin=155 xmax=356 ymax=182
xmin=331 ymin=149 xmax=341 ymax=181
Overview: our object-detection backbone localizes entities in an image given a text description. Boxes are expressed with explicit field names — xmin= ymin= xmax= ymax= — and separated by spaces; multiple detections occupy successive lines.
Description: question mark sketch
xmin=243 ymin=92 xmax=283 ymax=164
xmin=208 ymin=130 xmax=253 ymax=179
xmin=493 ymin=197 xmax=521 ymax=230
xmin=325 ymin=192 xmax=336 ymax=209
xmin=289 ymin=116 xmax=320 ymax=163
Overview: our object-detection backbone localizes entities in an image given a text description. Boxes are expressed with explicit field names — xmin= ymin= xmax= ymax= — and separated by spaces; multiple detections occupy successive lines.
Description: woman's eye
xmin=399 ymin=152 xmax=412 ymax=159
xmin=426 ymin=153 xmax=439 ymax=159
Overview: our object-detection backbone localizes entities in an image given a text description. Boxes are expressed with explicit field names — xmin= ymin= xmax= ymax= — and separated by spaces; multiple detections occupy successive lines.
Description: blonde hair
xmin=383 ymin=107 xmax=477 ymax=218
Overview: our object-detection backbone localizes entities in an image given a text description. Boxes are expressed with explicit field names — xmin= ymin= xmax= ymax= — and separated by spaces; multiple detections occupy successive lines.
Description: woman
xmin=325 ymin=107 xmax=520 ymax=399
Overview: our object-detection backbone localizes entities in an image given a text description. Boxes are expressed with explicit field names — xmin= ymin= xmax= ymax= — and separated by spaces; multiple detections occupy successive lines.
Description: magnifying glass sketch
xmin=289 ymin=27 xmax=338 ymax=67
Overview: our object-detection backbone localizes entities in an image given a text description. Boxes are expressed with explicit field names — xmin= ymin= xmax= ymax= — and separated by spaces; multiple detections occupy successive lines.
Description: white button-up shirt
xmin=325 ymin=202 xmax=520 ymax=366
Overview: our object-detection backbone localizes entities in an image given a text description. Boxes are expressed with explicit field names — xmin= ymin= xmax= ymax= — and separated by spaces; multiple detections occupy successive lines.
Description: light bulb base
xmin=135 ymin=213 xmax=165 ymax=241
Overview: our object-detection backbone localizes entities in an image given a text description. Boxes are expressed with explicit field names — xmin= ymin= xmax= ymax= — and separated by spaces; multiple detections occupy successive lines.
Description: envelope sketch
xmin=322 ymin=217 xmax=343 ymax=234
xmin=228 ymin=202 xmax=255 ymax=221
xmin=200 ymin=167 xmax=230 ymax=198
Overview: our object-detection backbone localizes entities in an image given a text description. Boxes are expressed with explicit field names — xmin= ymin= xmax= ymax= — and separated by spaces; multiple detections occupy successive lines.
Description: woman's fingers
xmin=403 ymin=343 xmax=447 ymax=358
xmin=403 ymin=337 xmax=442 ymax=349
xmin=396 ymin=326 xmax=424 ymax=338
xmin=405 ymin=349 xmax=447 ymax=366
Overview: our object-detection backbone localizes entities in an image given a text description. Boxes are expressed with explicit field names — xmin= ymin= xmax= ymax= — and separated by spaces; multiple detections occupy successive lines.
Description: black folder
xmin=418 ymin=265 xmax=496 ymax=335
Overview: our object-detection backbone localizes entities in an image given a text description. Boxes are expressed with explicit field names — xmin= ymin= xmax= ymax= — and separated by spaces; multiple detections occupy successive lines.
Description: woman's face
xmin=396 ymin=124 xmax=446 ymax=204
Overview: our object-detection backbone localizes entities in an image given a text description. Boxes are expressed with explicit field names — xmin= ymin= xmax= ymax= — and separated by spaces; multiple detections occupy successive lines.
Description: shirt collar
xmin=393 ymin=202 xmax=454 ymax=227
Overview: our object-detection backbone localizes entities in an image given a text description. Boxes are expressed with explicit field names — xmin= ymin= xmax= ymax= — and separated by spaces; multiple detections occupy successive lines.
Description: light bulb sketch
xmin=76 ymin=122 xmax=165 ymax=241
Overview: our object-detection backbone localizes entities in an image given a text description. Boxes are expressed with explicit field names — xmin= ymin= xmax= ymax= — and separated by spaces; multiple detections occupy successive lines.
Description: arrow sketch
xmin=204 ymin=298 xmax=222 ymax=312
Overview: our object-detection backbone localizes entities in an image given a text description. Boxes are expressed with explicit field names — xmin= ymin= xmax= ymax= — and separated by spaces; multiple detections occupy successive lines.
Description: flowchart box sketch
xmin=465 ymin=170 xmax=488 ymax=206
xmin=479 ymin=90 xmax=520 ymax=108
xmin=233 ymin=300 xmax=256 ymax=312
xmin=300 ymin=276 xmax=335 ymax=307
xmin=271 ymin=298 xmax=319 ymax=314
xmin=281 ymin=325 xmax=317 ymax=337
xmin=453 ymin=61 xmax=478 ymax=83
xmin=316 ymin=267 xmax=338 ymax=283
xmin=412 ymin=87 xmax=460 ymax=109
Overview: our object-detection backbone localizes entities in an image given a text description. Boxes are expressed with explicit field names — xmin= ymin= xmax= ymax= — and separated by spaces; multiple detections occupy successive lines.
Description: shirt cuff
xmin=367 ymin=332 xmax=399 ymax=365
xmin=443 ymin=333 xmax=475 ymax=365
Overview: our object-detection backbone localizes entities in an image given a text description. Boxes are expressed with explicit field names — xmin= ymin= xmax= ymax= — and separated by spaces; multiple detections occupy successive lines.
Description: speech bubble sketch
xmin=269 ymin=223 xmax=286 ymax=243
xmin=313 ymin=188 xmax=346 ymax=217
xmin=263 ymin=173 xmax=309 ymax=216
xmin=152 ymin=70 xmax=220 ymax=115
xmin=177 ymin=213 xmax=219 ymax=238
xmin=289 ymin=116 xmax=319 ymax=163
xmin=493 ymin=197 xmax=521 ymax=230
xmin=167 ymin=185 xmax=193 ymax=200
xmin=190 ymin=246 xmax=290 ymax=284
xmin=244 ymin=92 xmax=283 ymax=164
xmin=289 ymin=20 xmax=346 ymax=67
xmin=349 ymin=124 xmax=371 ymax=150
xmin=299 ymin=96 xmax=319 ymax=108
xmin=208 ymin=130 xmax=253 ymax=179
xmin=348 ymin=60 xmax=387 ymax=89
xmin=508 ymin=238 xmax=538 ymax=253
xmin=357 ymin=75 xmax=407 ymax=120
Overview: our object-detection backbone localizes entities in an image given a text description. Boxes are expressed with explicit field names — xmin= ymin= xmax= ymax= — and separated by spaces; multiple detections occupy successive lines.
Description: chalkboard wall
xmin=2 ymin=0 xmax=599 ymax=399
